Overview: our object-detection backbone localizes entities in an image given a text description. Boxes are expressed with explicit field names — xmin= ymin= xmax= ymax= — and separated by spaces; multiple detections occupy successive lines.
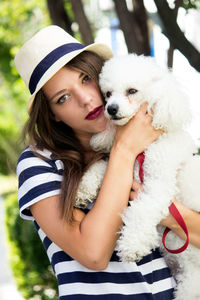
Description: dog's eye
xmin=127 ymin=88 xmax=137 ymax=95
xmin=105 ymin=91 xmax=112 ymax=98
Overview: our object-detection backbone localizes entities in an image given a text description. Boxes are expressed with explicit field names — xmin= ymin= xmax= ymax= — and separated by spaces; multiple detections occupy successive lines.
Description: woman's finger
xmin=129 ymin=191 xmax=138 ymax=201
xmin=139 ymin=102 xmax=148 ymax=114
xmin=131 ymin=179 xmax=143 ymax=193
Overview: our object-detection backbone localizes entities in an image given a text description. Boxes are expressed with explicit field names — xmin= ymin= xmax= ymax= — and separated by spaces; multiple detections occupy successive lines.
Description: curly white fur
xmin=75 ymin=159 xmax=107 ymax=209
xmin=75 ymin=54 xmax=200 ymax=299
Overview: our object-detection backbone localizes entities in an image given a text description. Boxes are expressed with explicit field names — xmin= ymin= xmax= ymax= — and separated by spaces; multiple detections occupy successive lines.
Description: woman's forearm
xmin=160 ymin=199 xmax=200 ymax=249
xmin=79 ymin=145 xmax=136 ymax=268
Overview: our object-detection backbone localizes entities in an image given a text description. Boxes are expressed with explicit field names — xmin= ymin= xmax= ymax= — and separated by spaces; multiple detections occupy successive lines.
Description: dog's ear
xmin=150 ymin=73 xmax=191 ymax=132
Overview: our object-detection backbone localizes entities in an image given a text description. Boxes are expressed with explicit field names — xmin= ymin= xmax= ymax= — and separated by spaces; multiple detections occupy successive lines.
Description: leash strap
xmin=137 ymin=152 xmax=145 ymax=183
xmin=137 ymin=152 xmax=189 ymax=254
xmin=162 ymin=202 xmax=189 ymax=253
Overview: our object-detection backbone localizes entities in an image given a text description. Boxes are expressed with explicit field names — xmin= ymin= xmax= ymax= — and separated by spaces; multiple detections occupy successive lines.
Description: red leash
xmin=137 ymin=152 xmax=189 ymax=254
xmin=162 ymin=203 xmax=189 ymax=253
xmin=137 ymin=153 xmax=145 ymax=183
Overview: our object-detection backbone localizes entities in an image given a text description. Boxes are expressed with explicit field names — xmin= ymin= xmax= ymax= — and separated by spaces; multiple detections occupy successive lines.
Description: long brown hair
xmin=23 ymin=51 xmax=107 ymax=223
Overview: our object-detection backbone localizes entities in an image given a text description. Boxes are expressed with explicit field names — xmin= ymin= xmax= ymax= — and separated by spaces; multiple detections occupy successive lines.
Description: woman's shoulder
xmin=17 ymin=146 xmax=64 ymax=176
xmin=18 ymin=145 xmax=55 ymax=164
xmin=17 ymin=146 xmax=64 ymax=220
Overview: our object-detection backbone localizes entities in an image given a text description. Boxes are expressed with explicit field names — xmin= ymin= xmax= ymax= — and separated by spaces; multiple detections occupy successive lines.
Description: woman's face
xmin=42 ymin=66 xmax=107 ymax=145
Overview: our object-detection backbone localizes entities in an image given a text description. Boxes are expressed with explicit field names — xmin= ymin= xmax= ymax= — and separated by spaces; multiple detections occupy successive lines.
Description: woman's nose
xmin=74 ymin=87 xmax=92 ymax=106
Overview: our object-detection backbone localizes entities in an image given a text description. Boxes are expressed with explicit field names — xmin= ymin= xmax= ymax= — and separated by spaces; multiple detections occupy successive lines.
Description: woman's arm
xmin=131 ymin=180 xmax=200 ymax=249
xmin=30 ymin=103 xmax=162 ymax=270
xmin=30 ymin=146 xmax=132 ymax=271
xmin=160 ymin=198 xmax=200 ymax=249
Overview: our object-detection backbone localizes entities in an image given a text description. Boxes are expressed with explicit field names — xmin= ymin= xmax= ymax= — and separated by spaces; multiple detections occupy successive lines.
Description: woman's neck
xmin=75 ymin=131 xmax=93 ymax=151
xmin=74 ymin=131 xmax=96 ymax=163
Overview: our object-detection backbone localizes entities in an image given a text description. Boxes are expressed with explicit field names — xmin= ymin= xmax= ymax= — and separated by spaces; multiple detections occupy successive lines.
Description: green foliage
xmin=4 ymin=190 xmax=58 ymax=300
xmin=0 ymin=77 xmax=27 ymax=174
xmin=64 ymin=0 xmax=74 ymax=23
xmin=63 ymin=0 xmax=83 ymax=42
xmin=168 ymin=0 xmax=200 ymax=10
xmin=0 ymin=0 xmax=50 ymax=175
xmin=182 ymin=0 xmax=200 ymax=10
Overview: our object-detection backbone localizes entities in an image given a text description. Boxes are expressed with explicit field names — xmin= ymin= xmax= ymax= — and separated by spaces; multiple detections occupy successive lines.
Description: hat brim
xmin=27 ymin=43 xmax=113 ymax=114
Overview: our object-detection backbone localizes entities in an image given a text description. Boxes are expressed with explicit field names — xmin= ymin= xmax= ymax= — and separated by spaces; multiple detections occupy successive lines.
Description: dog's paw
xmin=117 ymin=237 xmax=154 ymax=262
xmin=118 ymin=249 xmax=144 ymax=263
xmin=117 ymin=203 xmax=160 ymax=262
xmin=75 ymin=159 xmax=107 ymax=209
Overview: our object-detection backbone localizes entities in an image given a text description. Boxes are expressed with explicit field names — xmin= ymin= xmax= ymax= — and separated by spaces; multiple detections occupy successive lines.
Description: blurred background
xmin=0 ymin=0 xmax=200 ymax=299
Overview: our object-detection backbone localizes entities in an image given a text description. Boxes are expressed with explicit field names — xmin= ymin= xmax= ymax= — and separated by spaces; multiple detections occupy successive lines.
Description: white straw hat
xmin=14 ymin=25 xmax=113 ymax=113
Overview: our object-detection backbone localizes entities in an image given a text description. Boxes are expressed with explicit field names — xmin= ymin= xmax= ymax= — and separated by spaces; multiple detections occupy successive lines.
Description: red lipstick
xmin=85 ymin=106 xmax=103 ymax=120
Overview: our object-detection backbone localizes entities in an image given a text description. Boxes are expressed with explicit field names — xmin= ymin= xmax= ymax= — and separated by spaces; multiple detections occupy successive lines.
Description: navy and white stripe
xmin=17 ymin=147 xmax=63 ymax=220
xmin=29 ymin=43 xmax=85 ymax=94
xmin=17 ymin=147 xmax=176 ymax=299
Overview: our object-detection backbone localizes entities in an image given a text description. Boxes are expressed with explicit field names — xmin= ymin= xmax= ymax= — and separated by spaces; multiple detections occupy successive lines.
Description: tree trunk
xmin=154 ymin=0 xmax=200 ymax=72
xmin=70 ymin=0 xmax=94 ymax=45
xmin=46 ymin=0 xmax=74 ymax=36
xmin=132 ymin=0 xmax=150 ymax=56
xmin=113 ymin=0 xmax=147 ymax=54
xmin=167 ymin=0 xmax=182 ymax=68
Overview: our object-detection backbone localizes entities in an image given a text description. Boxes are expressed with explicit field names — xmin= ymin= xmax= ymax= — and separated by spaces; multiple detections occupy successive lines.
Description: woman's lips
xmin=85 ymin=106 xmax=104 ymax=120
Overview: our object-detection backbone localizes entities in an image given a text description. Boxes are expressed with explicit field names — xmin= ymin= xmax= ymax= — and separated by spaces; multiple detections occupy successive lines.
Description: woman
xmin=15 ymin=25 xmax=200 ymax=300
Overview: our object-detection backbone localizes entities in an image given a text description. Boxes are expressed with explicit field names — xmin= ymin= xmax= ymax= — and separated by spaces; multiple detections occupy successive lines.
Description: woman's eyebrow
xmin=49 ymin=89 xmax=68 ymax=102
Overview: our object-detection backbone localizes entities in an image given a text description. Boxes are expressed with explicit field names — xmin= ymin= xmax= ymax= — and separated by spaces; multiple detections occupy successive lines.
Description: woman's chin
xmin=96 ymin=118 xmax=108 ymax=133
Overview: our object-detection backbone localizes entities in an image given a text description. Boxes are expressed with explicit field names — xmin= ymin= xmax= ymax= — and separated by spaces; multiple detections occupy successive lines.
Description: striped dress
xmin=17 ymin=146 xmax=176 ymax=300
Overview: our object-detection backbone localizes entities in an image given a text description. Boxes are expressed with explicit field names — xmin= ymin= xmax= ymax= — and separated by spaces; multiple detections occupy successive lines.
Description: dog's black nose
xmin=107 ymin=104 xmax=119 ymax=116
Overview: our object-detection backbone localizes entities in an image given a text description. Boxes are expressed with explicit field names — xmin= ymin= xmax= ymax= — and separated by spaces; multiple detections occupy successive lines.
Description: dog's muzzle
xmin=107 ymin=103 xmax=122 ymax=120
xmin=107 ymin=103 xmax=119 ymax=116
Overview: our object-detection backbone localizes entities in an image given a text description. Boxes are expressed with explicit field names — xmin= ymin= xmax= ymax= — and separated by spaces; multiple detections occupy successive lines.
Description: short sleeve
xmin=17 ymin=147 xmax=63 ymax=220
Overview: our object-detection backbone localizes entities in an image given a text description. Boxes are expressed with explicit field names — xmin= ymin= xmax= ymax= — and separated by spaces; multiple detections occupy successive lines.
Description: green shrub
xmin=4 ymin=190 xmax=58 ymax=300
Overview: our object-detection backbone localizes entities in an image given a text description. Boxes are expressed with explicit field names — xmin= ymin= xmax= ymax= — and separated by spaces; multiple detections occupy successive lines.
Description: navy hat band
xmin=29 ymin=43 xmax=85 ymax=94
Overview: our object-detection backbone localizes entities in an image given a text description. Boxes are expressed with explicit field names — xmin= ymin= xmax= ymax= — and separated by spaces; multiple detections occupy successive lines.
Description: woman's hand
xmin=129 ymin=179 xmax=143 ymax=201
xmin=160 ymin=198 xmax=200 ymax=249
xmin=113 ymin=102 xmax=163 ymax=159
xmin=129 ymin=182 xmax=200 ymax=249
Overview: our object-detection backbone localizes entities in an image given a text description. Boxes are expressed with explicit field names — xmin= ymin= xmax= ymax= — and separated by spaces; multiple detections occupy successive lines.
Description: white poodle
xmin=75 ymin=54 xmax=200 ymax=300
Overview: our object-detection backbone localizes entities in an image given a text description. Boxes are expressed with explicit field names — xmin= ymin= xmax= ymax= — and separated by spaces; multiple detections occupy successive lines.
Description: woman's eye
xmin=105 ymin=91 xmax=112 ymax=98
xmin=82 ymin=74 xmax=90 ymax=83
xmin=127 ymin=88 xmax=138 ymax=95
xmin=56 ymin=94 xmax=69 ymax=104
